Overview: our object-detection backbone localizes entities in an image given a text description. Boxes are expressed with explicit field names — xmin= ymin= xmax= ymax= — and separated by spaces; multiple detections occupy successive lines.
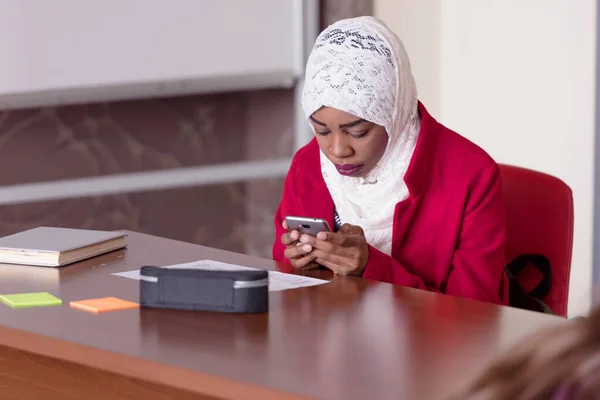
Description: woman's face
xmin=310 ymin=107 xmax=388 ymax=177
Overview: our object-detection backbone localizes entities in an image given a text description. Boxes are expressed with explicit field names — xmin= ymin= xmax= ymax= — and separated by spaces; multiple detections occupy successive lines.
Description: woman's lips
xmin=334 ymin=164 xmax=364 ymax=176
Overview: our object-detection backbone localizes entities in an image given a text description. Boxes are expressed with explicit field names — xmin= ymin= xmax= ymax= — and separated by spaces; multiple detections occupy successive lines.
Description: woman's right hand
xmin=281 ymin=220 xmax=320 ymax=270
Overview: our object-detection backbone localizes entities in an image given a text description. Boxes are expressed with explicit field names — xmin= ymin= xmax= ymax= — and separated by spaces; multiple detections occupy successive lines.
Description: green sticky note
xmin=0 ymin=292 xmax=62 ymax=308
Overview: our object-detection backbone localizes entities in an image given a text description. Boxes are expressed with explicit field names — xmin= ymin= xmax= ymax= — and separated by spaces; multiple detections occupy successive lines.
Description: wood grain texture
xmin=0 ymin=231 xmax=565 ymax=400
xmin=0 ymin=345 xmax=213 ymax=400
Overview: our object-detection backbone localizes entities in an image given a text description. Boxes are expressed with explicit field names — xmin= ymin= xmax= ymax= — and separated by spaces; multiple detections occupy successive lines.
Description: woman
xmin=455 ymin=308 xmax=600 ymax=399
xmin=273 ymin=16 xmax=508 ymax=305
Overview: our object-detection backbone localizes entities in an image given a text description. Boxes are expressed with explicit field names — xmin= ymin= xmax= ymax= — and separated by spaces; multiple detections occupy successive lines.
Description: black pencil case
xmin=139 ymin=266 xmax=269 ymax=313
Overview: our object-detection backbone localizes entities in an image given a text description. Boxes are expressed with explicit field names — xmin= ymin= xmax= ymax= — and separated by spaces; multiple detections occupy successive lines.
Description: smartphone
xmin=284 ymin=216 xmax=331 ymax=237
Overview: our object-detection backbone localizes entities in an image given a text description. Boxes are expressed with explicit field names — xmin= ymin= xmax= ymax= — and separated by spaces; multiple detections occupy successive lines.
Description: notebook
xmin=70 ymin=297 xmax=139 ymax=313
xmin=0 ymin=227 xmax=127 ymax=267
xmin=0 ymin=292 xmax=62 ymax=308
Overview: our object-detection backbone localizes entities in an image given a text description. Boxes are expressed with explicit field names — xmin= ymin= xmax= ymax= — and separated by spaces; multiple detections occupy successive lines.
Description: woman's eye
xmin=316 ymin=131 xmax=331 ymax=136
xmin=348 ymin=130 xmax=368 ymax=139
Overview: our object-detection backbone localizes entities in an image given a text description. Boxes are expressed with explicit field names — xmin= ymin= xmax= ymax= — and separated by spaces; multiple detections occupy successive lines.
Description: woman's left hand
xmin=298 ymin=223 xmax=369 ymax=276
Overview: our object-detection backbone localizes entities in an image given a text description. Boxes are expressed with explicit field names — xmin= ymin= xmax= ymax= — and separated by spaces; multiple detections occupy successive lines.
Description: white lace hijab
xmin=302 ymin=16 xmax=421 ymax=256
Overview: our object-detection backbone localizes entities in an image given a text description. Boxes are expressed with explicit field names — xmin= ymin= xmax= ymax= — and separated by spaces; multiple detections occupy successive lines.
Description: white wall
xmin=375 ymin=0 xmax=442 ymax=117
xmin=0 ymin=0 xmax=300 ymax=110
xmin=375 ymin=0 xmax=597 ymax=316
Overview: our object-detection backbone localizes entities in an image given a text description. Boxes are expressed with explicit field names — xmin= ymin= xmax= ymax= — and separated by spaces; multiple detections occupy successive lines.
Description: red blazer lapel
xmin=391 ymin=102 xmax=440 ymax=259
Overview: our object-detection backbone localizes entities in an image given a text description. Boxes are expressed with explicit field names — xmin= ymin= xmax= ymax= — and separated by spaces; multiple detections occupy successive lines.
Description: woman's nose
xmin=329 ymin=134 xmax=353 ymax=159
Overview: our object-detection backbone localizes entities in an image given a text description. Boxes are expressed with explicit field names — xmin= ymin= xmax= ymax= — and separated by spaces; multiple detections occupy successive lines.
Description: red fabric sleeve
xmin=362 ymin=244 xmax=428 ymax=290
xmin=445 ymin=163 xmax=508 ymax=304
xmin=272 ymin=160 xmax=299 ymax=264
xmin=362 ymin=164 xmax=508 ymax=305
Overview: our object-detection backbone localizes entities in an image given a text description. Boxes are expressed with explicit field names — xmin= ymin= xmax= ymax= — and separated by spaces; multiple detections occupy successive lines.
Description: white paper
xmin=112 ymin=259 xmax=328 ymax=292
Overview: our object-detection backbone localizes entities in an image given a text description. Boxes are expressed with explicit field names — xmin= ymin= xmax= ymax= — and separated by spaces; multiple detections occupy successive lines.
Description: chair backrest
xmin=499 ymin=164 xmax=574 ymax=316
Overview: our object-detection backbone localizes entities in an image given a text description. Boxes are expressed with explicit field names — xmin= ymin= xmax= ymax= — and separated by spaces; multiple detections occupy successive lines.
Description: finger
xmin=309 ymin=237 xmax=337 ymax=253
xmin=299 ymin=233 xmax=316 ymax=246
xmin=339 ymin=223 xmax=364 ymax=236
xmin=293 ymin=254 xmax=317 ymax=269
xmin=338 ymin=224 xmax=351 ymax=234
xmin=281 ymin=229 xmax=300 ymax=246
xmin=284 ymin=243 xmax=311 ymax=260
xmin=311 ymin=248 xmax=353 ymax=271
xmin=302 ymin=261 xmax=320 ymax=270
xmin=282 ymin=220 xmax=289 ymax=230
xmin=301 ymin=231 xmax=345 ymax=246
xmin=314 ymin=256 xmax=345 ymax=275
xmin=311 ymin=234 xmax=360 ymax=253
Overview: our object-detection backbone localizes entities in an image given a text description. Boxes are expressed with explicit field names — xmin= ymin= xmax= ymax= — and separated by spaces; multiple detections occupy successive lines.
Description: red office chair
xmin=499 ymin=164 xmax=574 ymax=316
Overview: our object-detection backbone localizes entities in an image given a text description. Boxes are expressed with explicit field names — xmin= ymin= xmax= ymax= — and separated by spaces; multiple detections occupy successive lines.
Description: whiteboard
xmin=0 ymin=0 xmax=303 ymax=109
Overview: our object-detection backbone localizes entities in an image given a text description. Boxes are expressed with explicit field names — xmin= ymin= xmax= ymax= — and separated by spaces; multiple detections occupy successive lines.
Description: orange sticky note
xmin=70 ymin=297 xmax=139 ymax=313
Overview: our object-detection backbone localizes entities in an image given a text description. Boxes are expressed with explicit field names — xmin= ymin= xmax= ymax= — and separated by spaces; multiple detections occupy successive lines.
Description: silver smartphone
xmin=284 ymin=216 xmax=331 ymax=237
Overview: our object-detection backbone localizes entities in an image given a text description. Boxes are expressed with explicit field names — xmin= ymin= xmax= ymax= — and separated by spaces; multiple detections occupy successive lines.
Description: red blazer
xmin=273 ymin=102 xmax=509 ymax=305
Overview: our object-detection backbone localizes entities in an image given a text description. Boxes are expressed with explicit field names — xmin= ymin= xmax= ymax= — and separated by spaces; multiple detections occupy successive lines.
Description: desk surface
xmin=0 ymin=231 xmax=564 ymax=400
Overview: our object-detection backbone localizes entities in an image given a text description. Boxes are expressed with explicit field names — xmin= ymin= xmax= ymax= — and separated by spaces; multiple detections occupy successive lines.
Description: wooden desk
xmin=0 ymin=231 xmax=564 ymax=400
